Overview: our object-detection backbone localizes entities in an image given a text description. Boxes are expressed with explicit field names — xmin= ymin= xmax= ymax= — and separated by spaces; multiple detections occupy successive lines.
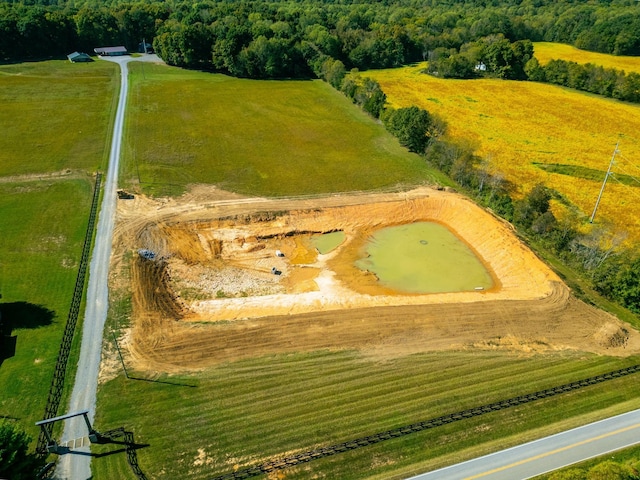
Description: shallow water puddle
xmin=311 ymin=231 xmax=346 ymax=254
xmin=355 ymin=222 xmax=493 ymax=293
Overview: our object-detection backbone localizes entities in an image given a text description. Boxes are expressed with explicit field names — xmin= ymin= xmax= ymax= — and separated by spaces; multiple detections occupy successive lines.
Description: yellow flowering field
xmin=534 ymin=42 xmax=640 ymax=74
xmin=367 ymin=63 xmax=640 ymax=242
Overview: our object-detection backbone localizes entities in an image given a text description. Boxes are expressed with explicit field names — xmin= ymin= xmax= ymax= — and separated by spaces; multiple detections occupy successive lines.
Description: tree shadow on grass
xmin=0 ymin=301 xmax=55 ymax=367
xmin=1 ymin=301 xmax=55 ymax=329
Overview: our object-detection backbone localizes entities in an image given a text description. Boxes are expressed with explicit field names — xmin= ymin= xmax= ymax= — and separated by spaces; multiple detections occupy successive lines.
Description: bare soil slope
xmin=111 ymin=186 xmax=640 ymax=373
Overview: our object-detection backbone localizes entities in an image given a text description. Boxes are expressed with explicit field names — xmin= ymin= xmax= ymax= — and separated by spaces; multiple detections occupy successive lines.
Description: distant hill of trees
xmin=1 ymin=0 xmax=639 ymax=75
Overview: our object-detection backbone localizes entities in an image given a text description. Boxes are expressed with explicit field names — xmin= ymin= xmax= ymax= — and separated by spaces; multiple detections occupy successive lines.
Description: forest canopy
xmin=1 ymin=0 xmax=639 ymax=76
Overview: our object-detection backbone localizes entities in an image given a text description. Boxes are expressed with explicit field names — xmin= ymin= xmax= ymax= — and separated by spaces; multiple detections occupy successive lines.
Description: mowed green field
xmin=93 ymin=350 xmax=640 ymax=479
xmin=0 ymin=179 xmax=97 ymax=441
xmin=0 ymin=60 xmax=117 ymax=444
xmin=122 ymin=62 xmax=446 ymax=196
xmin=0 ymin=60 xmax=118 ymax=176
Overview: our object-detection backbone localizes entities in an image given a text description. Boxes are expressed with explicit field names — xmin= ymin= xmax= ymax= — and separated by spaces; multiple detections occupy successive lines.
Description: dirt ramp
xmin=128 ymin=282 xmax=640 ymax=372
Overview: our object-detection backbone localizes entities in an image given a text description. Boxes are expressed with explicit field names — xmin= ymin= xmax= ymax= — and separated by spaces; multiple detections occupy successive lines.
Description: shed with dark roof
xmin=67 ymin=52 xmax=93 ymax=63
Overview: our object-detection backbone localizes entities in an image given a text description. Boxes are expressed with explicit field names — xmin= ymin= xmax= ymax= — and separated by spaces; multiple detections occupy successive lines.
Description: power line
xmin=611 ymin=170 xmax=640 ymax=188
xmin=590 ymin=142 xmax=618 ymax=224
xmin=616 ymin=152 xmax=640 ymax=170
xmin=612 ymin=154 xmax=640 ymax=186
xmin=608 ymin=175 xmax=640 ymax=202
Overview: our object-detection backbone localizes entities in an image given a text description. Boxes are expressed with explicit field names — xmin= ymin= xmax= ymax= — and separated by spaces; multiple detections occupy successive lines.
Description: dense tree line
xmin=423 ymin=36 xmax=640 ymax=104
xmin=526 ymin=58 xmax=640 ymax=103
xmin=1 ymin=0 xmax=640 ymax=72
xmin=426 ymin=34 xmax=533 ymax=80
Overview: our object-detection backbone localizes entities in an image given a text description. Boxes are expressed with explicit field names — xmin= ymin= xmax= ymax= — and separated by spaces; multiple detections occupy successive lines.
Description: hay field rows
xmin=366 ymin=62 xmax=640 ymax=242
xmin=94 ymin=349 xmax=640 ymax=479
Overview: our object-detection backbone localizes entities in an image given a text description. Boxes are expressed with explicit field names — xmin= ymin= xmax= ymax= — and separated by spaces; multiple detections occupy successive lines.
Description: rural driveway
xmin=56 ymin=54 xmax=160 ymax=480
xmin=406 ymin=408 xmax=640 ymax=480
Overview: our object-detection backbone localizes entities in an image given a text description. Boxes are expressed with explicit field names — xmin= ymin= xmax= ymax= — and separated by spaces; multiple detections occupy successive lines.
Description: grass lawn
xmin=366 ymin=63 xmax=640 ymax=243
xmin=0 ymin=178 xmax=97 ymax=443
xmin=534 ymin=42 xmax=640 ymax=73
xmin=92 ymin=350 xmax=640 ymax=479
xmin=122 ymin=63 xmax=448 ymax=197
xmin=0 ymin=60 xmax=118 ymax=176
xmin=0 ymin=59 xmax=117 ymax=447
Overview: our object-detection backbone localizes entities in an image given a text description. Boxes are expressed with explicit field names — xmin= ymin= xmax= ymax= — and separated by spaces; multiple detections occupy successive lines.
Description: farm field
xmin=0 ymin=60 xmax=116 ymax=445
xmin=94 ymin=180 xmax=640 ymax=479
xmin=0 ymin=178 xmax=99 ymax=442
xmin=93 ymin=348 xmax=640 ymax=479
xmin=81 ymin=56 xmax=640 ymax=480
xmin=3 ymin=54 xmax=639 ymax=480
xmin=366 ymin=63 xmax=640 ymax=243
xmin=0 ymin=60 xmax=118 ymax=176
xmin=121 ymin=62 xmax=447 ymax=197
xmin=534 ymin=42 xmax=640 ymax=73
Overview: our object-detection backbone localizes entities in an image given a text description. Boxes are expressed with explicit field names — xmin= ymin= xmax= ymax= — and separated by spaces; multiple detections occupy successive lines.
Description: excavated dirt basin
xmin=109 ymin=186 xmax=640 ymax=372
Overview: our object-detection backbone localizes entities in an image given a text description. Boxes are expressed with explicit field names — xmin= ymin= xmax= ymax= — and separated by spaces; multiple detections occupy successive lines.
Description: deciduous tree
xmin=0 ymin=421 xmax=44 ymax=480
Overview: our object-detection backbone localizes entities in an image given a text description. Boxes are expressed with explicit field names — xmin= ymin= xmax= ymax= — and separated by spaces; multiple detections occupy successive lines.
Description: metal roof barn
xmin=94 ymin=46 xmax=128 ymax=56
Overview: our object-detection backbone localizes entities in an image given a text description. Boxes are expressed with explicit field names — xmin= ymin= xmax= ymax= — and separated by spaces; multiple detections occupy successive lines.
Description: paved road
xmin=407 ymin=408 xmax=640 ymax=480
xmin=56 ymin=54 xmax=159 ymax=480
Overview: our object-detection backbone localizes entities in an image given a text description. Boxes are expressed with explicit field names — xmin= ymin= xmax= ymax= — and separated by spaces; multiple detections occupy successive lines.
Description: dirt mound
xmin=594 ymin=323 xmax=630 ymax=349
xmin=110 ymin=186 xmax=640 ymax=373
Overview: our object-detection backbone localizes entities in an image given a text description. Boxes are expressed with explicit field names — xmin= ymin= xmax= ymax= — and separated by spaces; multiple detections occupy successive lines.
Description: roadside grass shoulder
xmin=122 ymin=63 xmax=447 ymax=197
xmin=534 ymin=42 xmax=640 ymax=73
xmin=366 ymin=64 xmax=640 ymax=243
xmin=532 ymin=442 xmax=640 ymax=480
xmin=0 ymin=60 xmax=118 ymax=177
xmin=0 ymin=178 xmax=95 ymax=444
xmin=92 ymin=350 xmax=640 ymax=479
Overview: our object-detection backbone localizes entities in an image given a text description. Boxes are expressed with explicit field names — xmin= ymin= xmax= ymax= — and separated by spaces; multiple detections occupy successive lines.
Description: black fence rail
xmin=99 ymin=427 xmax=149 ymax=480
xmin=36 ymin=173 xmax=103 ymax=456
xmin=210 ymin=363 xmax=640 ymax=480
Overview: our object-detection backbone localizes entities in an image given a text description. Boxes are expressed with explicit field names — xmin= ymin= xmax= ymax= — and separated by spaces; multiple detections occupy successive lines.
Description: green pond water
xmin=355 ymin=222 xmax=493 ymax=294
xmin=312 ymin=231 xmax=346 ymax=254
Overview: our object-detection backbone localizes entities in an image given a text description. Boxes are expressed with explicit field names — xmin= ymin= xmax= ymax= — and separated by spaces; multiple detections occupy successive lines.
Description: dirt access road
xmin=107 ymin=185 xmax=640 ymax=375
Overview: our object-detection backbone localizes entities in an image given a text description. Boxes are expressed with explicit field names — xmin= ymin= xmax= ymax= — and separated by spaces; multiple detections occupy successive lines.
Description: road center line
xmin=464 ymin=422 xmax=640 ymax=479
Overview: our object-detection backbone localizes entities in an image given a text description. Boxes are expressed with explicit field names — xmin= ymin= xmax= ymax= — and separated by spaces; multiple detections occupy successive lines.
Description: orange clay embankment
xmin=109 ymin=186 xmax=640 ymax=373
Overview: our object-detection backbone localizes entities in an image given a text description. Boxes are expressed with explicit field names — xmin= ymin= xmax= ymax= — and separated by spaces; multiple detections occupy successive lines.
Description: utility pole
xmin=589 ymin=141 xmax=619 ymax=224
